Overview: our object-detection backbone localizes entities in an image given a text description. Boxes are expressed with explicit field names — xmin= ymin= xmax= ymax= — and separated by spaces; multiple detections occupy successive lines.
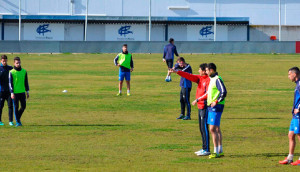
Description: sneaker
xmin=194 ymin=149 xmax=204 ymax=155
xmin=279 ymin=157 xmax=293 ymax=165
xmin=177 ymin=114 xmax=185 ymax=119
xmin=209 ymin=153 xmax=220 ymax=159
xmin=182 ymin=116 xmax=191 ymax=120
xmin=0 ymin=122 xmax=4 ymax=126
xmin=197 ymin=150 xmax=211 ymax=156
xmin=291 ymin=160 xmax=300 ymax=166
xmin=15 ymin=122 xmax=22 ymax=127
xmin=219 ymin=152 xmax=224 ymax=157
xmin=9 ymin=122 xmax=14 ymax=126
xmin=116 ymin=92 xmax=122 ymax=96
xmin=165 ymin=78 xmax=170 ymax=82
xmin=127 ymin=93 xmax=131 ymax=96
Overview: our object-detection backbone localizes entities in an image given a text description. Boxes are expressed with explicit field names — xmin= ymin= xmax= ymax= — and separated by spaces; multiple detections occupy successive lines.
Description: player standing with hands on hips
xmin=9 ymin=57 xmax=29 ymax=127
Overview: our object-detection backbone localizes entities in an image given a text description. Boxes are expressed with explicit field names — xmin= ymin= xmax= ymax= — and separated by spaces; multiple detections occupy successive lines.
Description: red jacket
xmin=177 ymin=71 xmax=210 ymax=109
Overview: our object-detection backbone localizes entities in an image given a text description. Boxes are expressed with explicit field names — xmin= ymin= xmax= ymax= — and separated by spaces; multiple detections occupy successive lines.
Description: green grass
xmin=0 ymin=53 xmax=299 ymax=171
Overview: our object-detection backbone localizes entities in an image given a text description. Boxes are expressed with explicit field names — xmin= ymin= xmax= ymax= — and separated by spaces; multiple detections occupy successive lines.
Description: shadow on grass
xmin=27 ymin=124 xmax=125 ymax=127
xmin=224 ymin=118 xmax=281 ymax=120
xmin=228 ymin=153 xmax=300 ymax=158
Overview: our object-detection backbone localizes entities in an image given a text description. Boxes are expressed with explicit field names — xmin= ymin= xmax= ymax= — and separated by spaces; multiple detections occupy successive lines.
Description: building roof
xmin=0 ymin=15 xmax=249 ymax=25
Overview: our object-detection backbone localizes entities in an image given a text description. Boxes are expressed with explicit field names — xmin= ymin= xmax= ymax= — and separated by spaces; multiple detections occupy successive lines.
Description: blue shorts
xmin=119 ymin=69 xmax=131 ymax=81
xmin=289 ymin=118 xmax=300 ymax=134
xmin=207 ymin=104 xmax=224 ymax=126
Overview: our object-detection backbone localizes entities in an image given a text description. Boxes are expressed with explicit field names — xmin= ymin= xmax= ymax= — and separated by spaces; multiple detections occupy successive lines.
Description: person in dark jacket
xmin=163 ymin=38 xmax=179 ymax=82
xmin=0 ymin=55 xmax=14 ymax=126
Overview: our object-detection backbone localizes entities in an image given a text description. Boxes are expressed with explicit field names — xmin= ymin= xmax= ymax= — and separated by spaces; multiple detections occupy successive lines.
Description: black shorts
xmin=166 ymin=59 xmax=173 ymax=69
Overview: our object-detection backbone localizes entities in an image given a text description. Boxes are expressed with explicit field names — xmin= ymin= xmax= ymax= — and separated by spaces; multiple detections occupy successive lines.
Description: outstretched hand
xmin=192 ymin=100 xmax=197 ymax=106
xmin=169 ymin=68 xmax=177 ymax=73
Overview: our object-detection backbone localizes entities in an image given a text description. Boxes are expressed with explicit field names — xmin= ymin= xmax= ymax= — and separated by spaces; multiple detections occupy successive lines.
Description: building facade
xmin=1 ymin=0 xmax=300 ymax=41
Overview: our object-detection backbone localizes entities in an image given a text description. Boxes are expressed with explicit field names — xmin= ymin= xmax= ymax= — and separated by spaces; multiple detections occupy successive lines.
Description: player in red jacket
xmin=170 ymin=63 xmax=211 ymax=156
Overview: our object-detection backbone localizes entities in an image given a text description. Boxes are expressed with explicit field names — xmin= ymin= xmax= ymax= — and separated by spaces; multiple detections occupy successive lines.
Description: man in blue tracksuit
xmin=174 ymin=57 xmax=192 ymax=120
xmin=163 ymin=38 xmax=179 ymax=82
xmin=0 ymin=55 xmax=14 ymax=126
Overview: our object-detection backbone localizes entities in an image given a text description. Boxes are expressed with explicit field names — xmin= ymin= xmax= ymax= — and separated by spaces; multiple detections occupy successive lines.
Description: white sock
xmin=166 ymin=75 xmax=169 ymax=79
xmin=127 ymin=90 xmax=130 ymax=93
xmin=287 ymin=154 xmax=294 ymax=160
xmin=214 ymin=147 xmax=219 ymax=154
xmin=218 ymin=145 xmax=223 ymax=153
xmin=119 ymin=90 xmax=122 ymax=93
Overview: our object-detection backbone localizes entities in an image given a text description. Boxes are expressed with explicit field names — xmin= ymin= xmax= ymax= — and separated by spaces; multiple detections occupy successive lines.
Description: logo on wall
xmin=36 ymin=24 xmax=51 ymax=36
xmin=118 ymin=26 xmax=133 ymax=37
xmin=199 ymin=26 xmax=214 ymax=37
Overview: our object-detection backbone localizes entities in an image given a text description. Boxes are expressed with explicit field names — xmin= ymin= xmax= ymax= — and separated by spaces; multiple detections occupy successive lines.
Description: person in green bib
xmin=205 ymin=63 xmax=227 ymax=159
xmin=9 ymin=57 xmax=29 ymax=127
xmin=114 ymin=44 xmax=134 ymax=96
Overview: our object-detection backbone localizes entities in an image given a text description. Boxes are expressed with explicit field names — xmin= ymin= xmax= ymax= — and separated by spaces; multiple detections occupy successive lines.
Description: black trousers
xmin=13 ymin=93 xmax=26 ymax=123
xmin=0 ymin=91 xmax=13 ymax=122
xmin=180 ymin=87 xmax=191 ymax=117
xmin=198 ymin=108 xmax=210 ymax=152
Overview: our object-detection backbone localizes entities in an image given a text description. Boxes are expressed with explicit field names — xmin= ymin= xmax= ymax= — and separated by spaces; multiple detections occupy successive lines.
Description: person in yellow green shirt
xmin=114 ymin=44 xmax=134 ymax=96
xmin=9 ymin=57 xmax=29 ymax=127
xmin=205 ymin=63 xmax=227 ymax=158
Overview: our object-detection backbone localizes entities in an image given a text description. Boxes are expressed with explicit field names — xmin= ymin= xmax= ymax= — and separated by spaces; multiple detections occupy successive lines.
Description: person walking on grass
xmin=0 ymin=55 xmax=14 ymax=126
xmin=114 ymin=44 xmax=134 ymax=96
xmin=163 ymin=38 xmax=179 ymax=82
xmin=279 ymin=67 xmax=300 ymax=166
xmin=9 ymin=57 xmax=29 ymax=127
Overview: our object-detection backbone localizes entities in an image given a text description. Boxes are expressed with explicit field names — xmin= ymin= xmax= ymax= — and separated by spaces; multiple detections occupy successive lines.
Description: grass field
xmin=0 ymin=53 xmax=299 ymax=171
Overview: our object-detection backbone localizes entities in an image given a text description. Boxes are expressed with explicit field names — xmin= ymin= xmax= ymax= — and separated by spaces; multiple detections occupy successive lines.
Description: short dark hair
xmin=199 ymin=63 xmax=207 ymax=71
xmin=207 ymin=63 xmax=217 ymax=71
xmin=169 ymin=38 xmax=174 ymax=43
xmin=177 ymin=57 xmax=185 ymax=63
xmin=289 ymin=67 xmax=300 ymax=76
xmin=123 ymin=44 xmax=127 ymax=47
xmin=14 ymin=57 xmax=21 ymax=61
xmin=1 ymin=55 xmax=7 ymax=59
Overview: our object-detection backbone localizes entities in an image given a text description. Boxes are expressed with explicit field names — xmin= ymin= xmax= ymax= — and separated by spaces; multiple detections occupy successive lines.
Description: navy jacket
xmin=163 ymin=43 xmax=179 ymax=60
xmin=174 ymin=63 xmax=192 ymax=88
xmin=0 ymin=64 xmax=13 ymax=92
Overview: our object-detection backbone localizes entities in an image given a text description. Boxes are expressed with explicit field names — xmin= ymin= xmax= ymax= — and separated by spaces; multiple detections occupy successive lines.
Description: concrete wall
xmin=250 ymin=26 xmax=300 ymax=41
xmin=0 ymin=41 xmax=296 ymax=54
xmin=1 ymin=0 xmax=300 ymax=25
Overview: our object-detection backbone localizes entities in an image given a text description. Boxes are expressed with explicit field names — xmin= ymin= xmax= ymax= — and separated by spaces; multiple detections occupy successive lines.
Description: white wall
xmin=86 ymin=24 xmax=105 ymax=41
xmin=64 ymin=24 xmax=84 ymax=41
xmin=4 ymin=23 xmax=19 ymax=40
xmin=168 ymin=25 xmax=187 ymax=41
xmin=228 ymin=25 xmax=247 ymax=41
xmin=146 ymin=24 xmax=165 ymax=41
